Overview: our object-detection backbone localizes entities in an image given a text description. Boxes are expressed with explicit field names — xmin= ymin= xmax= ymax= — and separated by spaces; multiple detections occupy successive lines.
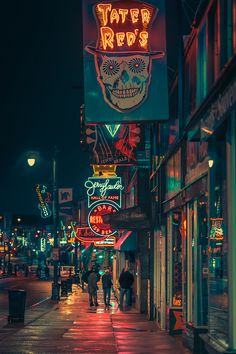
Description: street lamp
xmin=27 ymin=149 xmax=60 ymax=300
xmin=27 ymin=158 xmax=36 ymax=167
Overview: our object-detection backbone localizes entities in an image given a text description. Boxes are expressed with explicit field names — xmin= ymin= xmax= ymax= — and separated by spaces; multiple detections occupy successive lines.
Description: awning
xmin=103 ymin=206 xmax=151 ymax=230
xmin=114 ymin=231 xmax=137 ymax=252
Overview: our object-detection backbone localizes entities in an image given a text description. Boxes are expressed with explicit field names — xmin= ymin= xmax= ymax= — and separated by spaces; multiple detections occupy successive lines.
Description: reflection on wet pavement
xmin=0 ymin=286 xmax=191 ymax=353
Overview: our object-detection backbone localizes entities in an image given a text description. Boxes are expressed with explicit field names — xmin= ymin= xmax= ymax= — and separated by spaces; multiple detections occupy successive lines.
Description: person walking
xmin=80 ymin=268 xmax=86 ymax=291
xmin=45 ymin=264 xmax=49 ymax=279
xmin=102 ymin=268 xmax=112 ymax=308
xmin=87 ymin=267 xmax=99 ymax=307
xmin=119 ymin=266 xmax=134 ymax=310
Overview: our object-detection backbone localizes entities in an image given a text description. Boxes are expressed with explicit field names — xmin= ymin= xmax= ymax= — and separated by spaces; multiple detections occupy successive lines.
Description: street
xmin=0 ymin=276 xmax=51 ymax=321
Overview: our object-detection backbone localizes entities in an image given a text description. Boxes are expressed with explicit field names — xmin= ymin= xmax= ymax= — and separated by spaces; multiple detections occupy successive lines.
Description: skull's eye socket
xmin=128 ymin=58 xmax=146 ymax=73
xmin=102 ymin=60 xmax=120 ymax=76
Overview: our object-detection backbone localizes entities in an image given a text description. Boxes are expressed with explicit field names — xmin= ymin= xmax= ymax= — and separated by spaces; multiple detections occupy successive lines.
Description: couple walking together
xmin=87 ymin=267 xmax=112 ymax=308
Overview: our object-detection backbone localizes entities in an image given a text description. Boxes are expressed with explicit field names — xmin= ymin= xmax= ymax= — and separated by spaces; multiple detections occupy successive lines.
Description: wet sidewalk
xmin=0 ymin=286 xmax=191 ymax=353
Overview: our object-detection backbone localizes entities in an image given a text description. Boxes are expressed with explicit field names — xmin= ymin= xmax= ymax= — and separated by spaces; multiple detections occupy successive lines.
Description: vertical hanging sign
xmin=36 ymin=184 xmax=52 ymax=219
xmin=83 ymin=0 xmax=168 ymax=123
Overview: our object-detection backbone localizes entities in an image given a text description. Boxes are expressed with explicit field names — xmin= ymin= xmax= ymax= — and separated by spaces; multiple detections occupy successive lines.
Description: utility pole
xmin=51 ymin=147 xmax=60 ymax=300
xmin=3 ymin=213 xmax=12 ymax=275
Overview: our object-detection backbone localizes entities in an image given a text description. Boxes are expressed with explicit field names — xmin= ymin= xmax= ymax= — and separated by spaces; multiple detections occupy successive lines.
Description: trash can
xmin=61 ymin=280 xmax=68 ymax=296
xmin=8 ymin=289 xmax=26 ymax=323
xmin=51 ymin=282 xmax=60 ymax=300
xmin=67 ymin=278 xmax=73 ymax=293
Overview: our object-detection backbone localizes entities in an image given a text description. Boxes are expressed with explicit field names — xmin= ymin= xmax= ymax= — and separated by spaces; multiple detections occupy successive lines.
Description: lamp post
xmin=27 ymin=149 xmax=60 ymax=300
xmin=51 ymin=154 xmax=60 ymax=300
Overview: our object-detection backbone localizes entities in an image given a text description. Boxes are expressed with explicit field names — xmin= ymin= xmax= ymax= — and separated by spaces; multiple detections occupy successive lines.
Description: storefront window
xmin=172 ymin=212 xmax=182 ymax=307
xmin=186 ymin=197 xmax=208 ymax=326
xmin=187 ymin=202 xmax=195 ymax=323
xmin=166 ymin=149 xmax=181 ymax=199
xmin=208 ymin=140 xmax=228 ymax=347
xmin=197 ymin=198 xmax=208 ymax=326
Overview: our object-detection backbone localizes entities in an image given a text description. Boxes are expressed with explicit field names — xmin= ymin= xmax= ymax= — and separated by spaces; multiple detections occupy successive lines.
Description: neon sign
xmin=36 ymin=184 xmax=52 ymax=219
xmin=95 ymin=236 xmax=116 ymax=247
xmin=84 ymin=0 xmax=167 ymax=115
xmin=105 ymin=124 xmax=120 ymax=137
xmin=210 ymin=218 xmax=224 ymax=240
xmin=84 ymin=177 xmax=123 ymax=208
xmin=75 ymin=226 xmax=105 ymax=242
xmin=88 ymin=202 xmax=118 ymax=237
xmin=87 ymin=124 xmax=142 ymax=165
xmin=95 ymin=3 xmax=154 ymax=52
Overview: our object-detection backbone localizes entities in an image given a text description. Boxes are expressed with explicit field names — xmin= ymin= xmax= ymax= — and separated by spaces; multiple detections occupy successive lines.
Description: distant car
xmin=60 ymin=266 xmax=74 ymax=279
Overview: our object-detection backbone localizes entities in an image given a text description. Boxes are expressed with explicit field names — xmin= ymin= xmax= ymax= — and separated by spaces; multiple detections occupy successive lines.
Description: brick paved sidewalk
xmin=0 ymin=285 xmax=191 ymax=353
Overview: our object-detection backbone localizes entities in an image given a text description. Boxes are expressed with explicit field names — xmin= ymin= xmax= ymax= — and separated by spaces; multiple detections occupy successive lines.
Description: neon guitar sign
xmin=36 ymin=184 xmax=52 ymax=219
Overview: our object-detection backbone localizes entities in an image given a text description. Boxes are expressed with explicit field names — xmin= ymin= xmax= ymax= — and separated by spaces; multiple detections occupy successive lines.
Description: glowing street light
xmin=27 ymin=158 xmax=36 ymax=167
xmin=26 ymin=148 xmax=60 ymax=300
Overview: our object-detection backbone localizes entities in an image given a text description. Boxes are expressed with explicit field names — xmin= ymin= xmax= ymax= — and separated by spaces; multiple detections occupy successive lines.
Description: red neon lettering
xmin=139 ymin=31 xmax=148 ymax=48
xmin=110 ymin=8 xmax=119 ymax=24
xmin=100 ymin=27 xmax=114 ymax=50
xmin=97 ymin=3 xmax=112 ymax=26
xmin=141 ymin=9 xmax=151 ymax=24
xmin=126 ymin=32 xmax=136 ymax=46
xmin=118 ymin=8 xmax=128 ymax=23
xmin=130 ymin=8 xmax=139 ymax=23
xmin=116 ymin=32 xmax=125 ymax=46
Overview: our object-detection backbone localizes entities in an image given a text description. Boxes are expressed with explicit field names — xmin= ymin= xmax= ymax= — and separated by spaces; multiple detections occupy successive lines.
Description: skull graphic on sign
xmin=96 ymin=54 xmax=150 ymax=111
xmin=85 ymin=1 xmax=165 ymax=113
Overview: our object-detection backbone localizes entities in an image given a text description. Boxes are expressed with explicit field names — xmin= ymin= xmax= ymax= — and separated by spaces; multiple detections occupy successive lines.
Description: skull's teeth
xmin=112 ymin=88 xmax=140 ymax=98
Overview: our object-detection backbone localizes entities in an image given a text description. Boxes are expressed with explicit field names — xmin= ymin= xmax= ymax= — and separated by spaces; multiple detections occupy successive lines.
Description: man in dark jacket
xmin=119 ymin=266 xmax=134 ymax=309
xmin=102 ymin=268 xmax=113 ymax=308
xmin=87 ymin=268 xmax=99 ymax=306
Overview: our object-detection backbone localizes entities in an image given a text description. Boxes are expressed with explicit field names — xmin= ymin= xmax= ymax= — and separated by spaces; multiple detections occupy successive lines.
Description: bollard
xmin=66 ymin=278 xmax=73 ymax=293
xmin=61 ymin=280 xmax=68 ymax=296
xmin=8 ymin=289 xmax=26 ymax=323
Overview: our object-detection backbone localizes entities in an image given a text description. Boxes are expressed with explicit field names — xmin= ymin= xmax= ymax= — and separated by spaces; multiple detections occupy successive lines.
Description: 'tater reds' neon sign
xmin=96 ymin=3 xmax=153 ymax=51
xmin=83 ymin=0 xmax=169 ymax=122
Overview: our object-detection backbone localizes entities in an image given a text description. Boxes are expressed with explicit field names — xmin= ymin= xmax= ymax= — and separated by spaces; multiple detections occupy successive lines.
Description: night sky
xmin=0 ymin=1 xmax=90 ymax=215
xmin=0 ymin=0 xmax=194 ymax=217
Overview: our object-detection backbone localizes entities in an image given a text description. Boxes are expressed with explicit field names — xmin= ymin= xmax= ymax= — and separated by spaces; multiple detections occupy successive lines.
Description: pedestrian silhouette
xmin=87 ymin=267 xmax=99 ymax=307
xmin=102 ymin=268 xmax=113 ymax=308
xmin=119 ymin=266 xmax=134 ymax=310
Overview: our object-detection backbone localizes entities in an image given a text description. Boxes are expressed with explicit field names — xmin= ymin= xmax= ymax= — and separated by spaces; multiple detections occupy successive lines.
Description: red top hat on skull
xmin=86 ymin=0 xmax=164 ymax=58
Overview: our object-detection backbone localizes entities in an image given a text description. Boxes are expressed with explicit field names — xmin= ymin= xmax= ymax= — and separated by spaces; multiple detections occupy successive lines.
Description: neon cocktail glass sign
xmin=84 ymin=177 xmax=124 ymax=208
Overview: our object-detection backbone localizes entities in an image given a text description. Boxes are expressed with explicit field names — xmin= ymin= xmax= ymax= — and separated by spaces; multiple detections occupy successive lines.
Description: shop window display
xmin=198 ymin=198 xmax=208 ymax=326
xmin=172 ymin=212 xmax=182 ymax=307
xmin=208 ymin=141 xmax=228 ymax=347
